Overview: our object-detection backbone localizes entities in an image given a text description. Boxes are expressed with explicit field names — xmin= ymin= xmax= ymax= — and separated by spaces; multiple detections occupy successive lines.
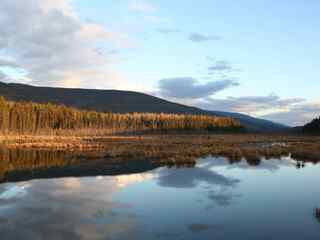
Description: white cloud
xmin=189 ymin=33 xmax=222 ymax=42
xmin=262 ymin=101 xmax=320 ymax=126
xmin=0 ymin=0 xmax=130 ymax=89
xmin=200 ymin=94 xmax=304 ymax=115
xmin=0 ymin=58 xmax=20 ymax=68
xmin=207 ymin=60 xmax=237 ymax=75
xmin=129 ymin=0 xmax=157 ymax=13
xmin=156 ymin=28 xmax=180 ymax=34
xmin=197 ymin=94 xmax=319 ymax=126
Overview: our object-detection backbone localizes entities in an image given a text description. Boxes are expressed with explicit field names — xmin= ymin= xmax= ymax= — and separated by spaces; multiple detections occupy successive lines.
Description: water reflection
xmin=1 ymin=146 xmax=316 ymax=184
xmin=315 ymin=208 xmax=320 ymax=222
xmin=0 ymin=147 xmax=172 ymax=183
xmin=155 ymin=160 xmax=241 ymax=208
xmin=0 ymin=147 xmax=77 ymax=182
xmin=0 ymin=175 xmax=151 ymax=239
xmin=1 ymin=150 xmax=320 ymax=239
xmin=157 ymin=166 xmax=239 ymax=188
xmin=187 ymin=223 xmax=223 ymax=233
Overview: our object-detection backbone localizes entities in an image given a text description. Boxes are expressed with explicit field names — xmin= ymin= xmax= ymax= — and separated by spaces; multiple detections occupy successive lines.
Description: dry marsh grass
xmin=1 ymin=133 xmax=319 ymax=163
xmin=1 ymin=133 xmax=320 ymax=183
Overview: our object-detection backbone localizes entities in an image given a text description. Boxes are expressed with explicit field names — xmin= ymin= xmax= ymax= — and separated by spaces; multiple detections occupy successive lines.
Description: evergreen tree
xmin=0 ymin=97 xmax=242 ymax=134
xmin=303 ymin=117 xmax=320 ymax=134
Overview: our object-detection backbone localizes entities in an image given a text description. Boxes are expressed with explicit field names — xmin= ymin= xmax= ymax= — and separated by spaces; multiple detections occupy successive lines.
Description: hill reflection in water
xmin=0 ymin=154 xmax=320 ymax=239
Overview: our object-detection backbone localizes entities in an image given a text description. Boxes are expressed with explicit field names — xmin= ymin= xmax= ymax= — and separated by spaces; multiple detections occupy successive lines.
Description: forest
xmin=303 ymin=117 xmax=320 ymax=134
xmin=0 ymin=97 xmax=242 ymax=134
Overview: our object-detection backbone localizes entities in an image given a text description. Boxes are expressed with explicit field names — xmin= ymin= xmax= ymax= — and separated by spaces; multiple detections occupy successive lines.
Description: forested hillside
xmin=0 ymin=97 xmax=242 ymax=134
xmin=303 ymin=117 xmax=320 ymax=134
xmin=0 ymin=81 xmax=288 ymax=131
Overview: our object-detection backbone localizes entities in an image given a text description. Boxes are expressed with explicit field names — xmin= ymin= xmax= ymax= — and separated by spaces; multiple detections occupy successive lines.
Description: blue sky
xmin=0 ymin=0 xmax=319 ymax=125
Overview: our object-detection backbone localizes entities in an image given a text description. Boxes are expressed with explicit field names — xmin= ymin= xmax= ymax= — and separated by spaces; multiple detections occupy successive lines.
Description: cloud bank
xmin=157 ymin=76 xmax=318 ymax=126
xmin=262 ymin=102 xmax=320 ymax=126
xmin=199 ymin=95 xmax=320 ymax=126
xmin=200 ymin=95 xmax=304 ymax=114
xmin=158 ymin=77 xmax=239 ymax=99
xmin=0 ymin=0 xmax=129 ymax=88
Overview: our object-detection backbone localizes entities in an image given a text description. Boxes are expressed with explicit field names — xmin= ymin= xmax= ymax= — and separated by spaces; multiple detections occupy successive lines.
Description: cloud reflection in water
xmin=0 ymin=173 xmax=154 ymax=240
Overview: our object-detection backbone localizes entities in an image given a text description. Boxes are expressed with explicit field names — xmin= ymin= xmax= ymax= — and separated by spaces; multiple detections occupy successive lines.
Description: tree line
xmin=303 ymin=117 xmax=320 ymax=134
xmin=0 ymin=96 xmax=242 ymax=134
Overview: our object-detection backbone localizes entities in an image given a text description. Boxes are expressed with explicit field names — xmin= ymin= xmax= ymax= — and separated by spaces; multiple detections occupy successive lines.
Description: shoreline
xmin=1 ymin=133 xmax=320 ymax=183
xmin=0 ymin=132 xmax=307 ymax=148
xmin=1 ymin=133 xmax=320 ymax=161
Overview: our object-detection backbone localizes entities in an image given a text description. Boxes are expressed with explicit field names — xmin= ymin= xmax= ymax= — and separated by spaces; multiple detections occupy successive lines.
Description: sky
xmin=0 ymin=0 xmax=319 ymax=126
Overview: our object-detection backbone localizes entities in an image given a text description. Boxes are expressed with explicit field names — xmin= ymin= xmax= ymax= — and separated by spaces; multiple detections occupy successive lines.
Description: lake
xmin=0 ymin=154 xmax=320 ymax=239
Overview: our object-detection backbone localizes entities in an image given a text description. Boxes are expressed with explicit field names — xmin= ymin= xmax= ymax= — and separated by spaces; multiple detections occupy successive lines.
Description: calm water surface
xmin=0 ymin=156 xmax=320 ymax=239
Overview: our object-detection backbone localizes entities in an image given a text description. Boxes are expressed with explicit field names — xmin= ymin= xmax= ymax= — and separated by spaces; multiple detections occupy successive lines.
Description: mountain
xmin=302 ymin=117 xmax=320 ymax=134
xmin=0 ymin=81 xmax=288 ymax=131
xmin=207 ymin=111 xmax=288 ymax=132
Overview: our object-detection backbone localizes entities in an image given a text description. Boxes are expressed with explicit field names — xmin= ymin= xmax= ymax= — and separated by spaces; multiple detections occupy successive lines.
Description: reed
xmin=1 ymin=134 xmax=320 ymax=164
xmin=1 ymin=134 xmax=320 ymax=183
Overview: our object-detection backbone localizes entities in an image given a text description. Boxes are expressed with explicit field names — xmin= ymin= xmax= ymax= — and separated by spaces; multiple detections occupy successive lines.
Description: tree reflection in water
xmin=0 ymin=146 xmax=196 ymax=183
xmin=0 ymin=147 xmax=320 ymax=239
xmin=0 ymin=145 xmax=315 ymax=184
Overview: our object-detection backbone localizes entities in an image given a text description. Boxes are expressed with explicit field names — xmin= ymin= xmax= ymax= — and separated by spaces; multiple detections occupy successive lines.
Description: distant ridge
xmin=302 ymin=117 xmax=320 ymax=134
xmin=0 ymin=81 xmax=288 ymax=132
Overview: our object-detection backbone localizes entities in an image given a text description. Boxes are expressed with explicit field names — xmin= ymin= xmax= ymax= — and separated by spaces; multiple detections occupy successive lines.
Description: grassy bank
xmin=1 ymin=133 xmax=320 ymax=183
xmin=1 ymin=133 xmax=320 ymax=163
